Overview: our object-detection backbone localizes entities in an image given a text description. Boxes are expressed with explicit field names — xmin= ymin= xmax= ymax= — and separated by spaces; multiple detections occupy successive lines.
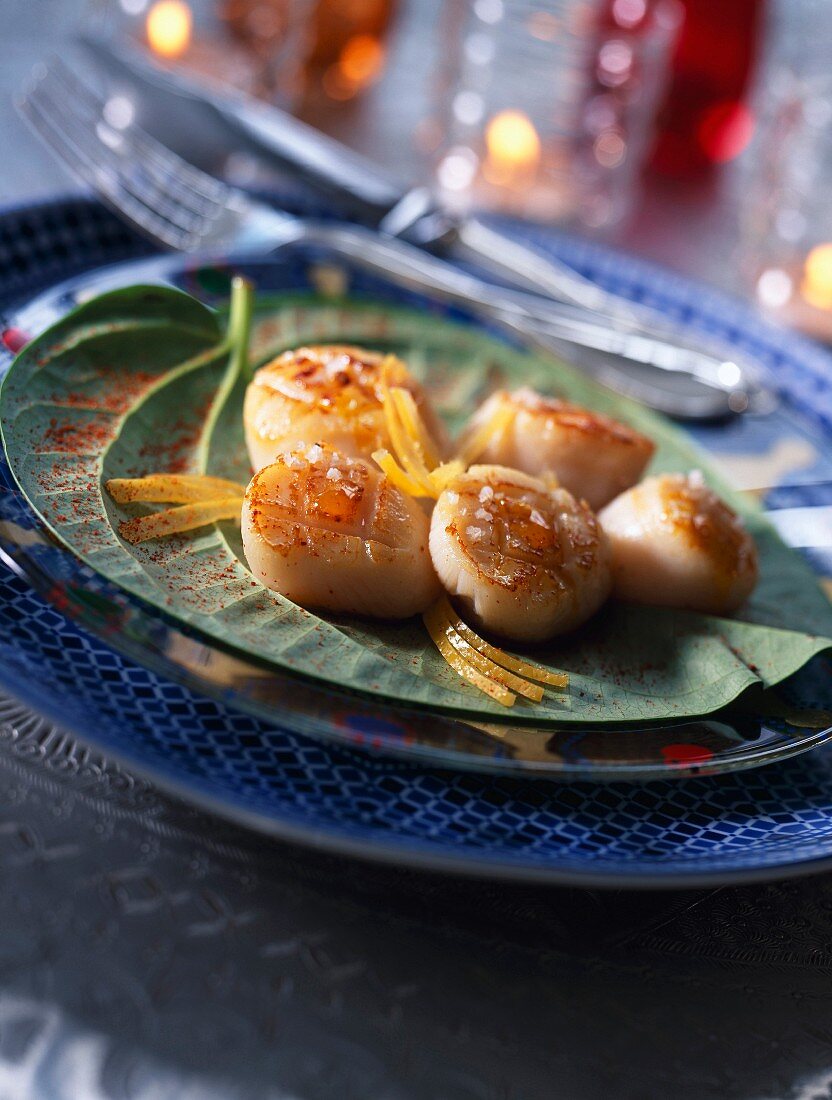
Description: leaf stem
xmin=196 ymin=276 xmax=255 ymax=474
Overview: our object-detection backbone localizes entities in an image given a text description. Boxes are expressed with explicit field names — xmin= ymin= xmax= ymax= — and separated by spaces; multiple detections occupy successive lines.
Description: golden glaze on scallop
xmin=430 ymin=464 xmax=611 ymax=642
xmin=241 ymin=444 xmax=440 ymax=618
xmin=598 ymin=472 xmax=758 ymax=614
xmin=243 ymin=345 xmax=448 ymax=471
xmin=457 ymin=387 xmax=655 ymax=509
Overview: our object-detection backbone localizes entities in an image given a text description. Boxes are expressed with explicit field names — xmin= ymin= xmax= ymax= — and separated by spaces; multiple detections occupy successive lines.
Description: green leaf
xmin=2 ymin=288 xmax=831 ymax=727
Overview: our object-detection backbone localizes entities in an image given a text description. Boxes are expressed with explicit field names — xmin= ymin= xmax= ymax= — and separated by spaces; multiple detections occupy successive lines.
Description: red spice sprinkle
xmin=135 ymin=398 xmax=213 ymax=473
xmin=42 ymin=415 xmax=114 ymax=453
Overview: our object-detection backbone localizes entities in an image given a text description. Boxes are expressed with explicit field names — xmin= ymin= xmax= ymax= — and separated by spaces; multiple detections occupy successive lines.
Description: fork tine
xmin=22 ymin=71 xmax=214 ymax=247
xmin=27 ymin=65 xmax=213 ymax=231
xmin=46 ymin=58 xmax=230 ymax=212
xmin=19 ymin=57 xmax=247 ymax=251
xmin=19 ymin=79 xmax=192 ymax=250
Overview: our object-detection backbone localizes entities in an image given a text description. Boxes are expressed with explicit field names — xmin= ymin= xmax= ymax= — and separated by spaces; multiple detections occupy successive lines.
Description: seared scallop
xmin=457 ymin=387 xmax=655 ymax=510
xmin=243 ymin=345 xmax=448 ymax=471
xmin=241 ymin=444 xmax=440 ymax=619
xmin=598 ymin=472 xmax=758 ymax=615
xmin=430 ymin=464 xmax=612 ymax=642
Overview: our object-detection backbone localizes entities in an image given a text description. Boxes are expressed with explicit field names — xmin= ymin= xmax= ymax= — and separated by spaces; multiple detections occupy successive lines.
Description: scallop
xmin=243 ymin=345 xmax=448 ymax=472
xmin=598 ymin=472 xmax=758 ymax=615
xmin=430 ymin=464 xmax=612 ymax=642
xmin=241 ymin=444 xmax=440 ymax=619
xmin=457 ymin=387 xmax=655 ymax=510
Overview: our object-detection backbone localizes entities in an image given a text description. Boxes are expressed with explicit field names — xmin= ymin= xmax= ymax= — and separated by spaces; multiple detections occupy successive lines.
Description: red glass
xmin=648 ymin=0 xmax=766 ymax=176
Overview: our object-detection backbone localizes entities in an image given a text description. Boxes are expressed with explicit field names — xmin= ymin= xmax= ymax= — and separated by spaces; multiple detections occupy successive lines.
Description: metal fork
xmin=18 ymin=57 xmax=763 ymax=420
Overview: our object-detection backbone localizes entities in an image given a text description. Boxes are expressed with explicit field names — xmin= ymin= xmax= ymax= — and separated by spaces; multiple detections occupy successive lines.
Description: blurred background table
xmin=3 ymin=4 xmax=832 ymax=1100
xmin=2 ymin=0 xmax=742 ymax=291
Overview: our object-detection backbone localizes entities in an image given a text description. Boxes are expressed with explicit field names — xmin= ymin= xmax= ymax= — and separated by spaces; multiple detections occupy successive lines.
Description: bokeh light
xmin=697 ymin=100 xmax=755 ymax=164
xmin=802 ymin=244 xmax=832 ymax=309
xmin=484 ymin=110 xmax=541 ymax=176
xmin=323 ymin=32 xmax=385 ymax=100
xmin=146 ymin=0 xmax=193 ymax=58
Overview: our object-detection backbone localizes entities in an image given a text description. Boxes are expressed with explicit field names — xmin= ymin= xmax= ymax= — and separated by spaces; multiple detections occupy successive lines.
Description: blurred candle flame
xmin=146 ymin=0 xmax=193 ymax=59
xmin=322 ymin=33 xmax=385 ymax=100
xmin=340 ymin=34 xmax=385 ymax=85
xmin=802 ymin=244 xmax=832 ymax=310
xmin=483 ymin=110 xmax=541 ymax=185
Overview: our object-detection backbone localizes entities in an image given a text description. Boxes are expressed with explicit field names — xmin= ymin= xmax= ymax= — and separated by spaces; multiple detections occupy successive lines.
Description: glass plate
xmin=2 ymin=241 xmax=831 ymax=781
xmin=3 ymin=197 xmax=832 ymax=886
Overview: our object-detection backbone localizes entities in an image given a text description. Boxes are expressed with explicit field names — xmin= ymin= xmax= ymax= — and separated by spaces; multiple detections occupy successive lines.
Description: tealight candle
xmin=146 ymin=0 xmax=193 ymax=59
xmin=755 ymin=246 xmax=832 ymax=343
xmin=433 ymin=0 xmax=681 ymax=228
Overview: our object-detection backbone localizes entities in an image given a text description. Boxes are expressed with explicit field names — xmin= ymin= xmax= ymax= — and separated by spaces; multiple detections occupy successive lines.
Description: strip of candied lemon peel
xmin=456 ymin=403 xmax=514 ymax=466
xmin=423 ymin=598 xmax=568 ymax=706
xmin=374 ymin=379 xmax=523 ymax=503
xmin=424 ymin=601 xmax=515 ymax=707
xmin=375 ymin=379 xmax=463 ymax=500
xmin=372 ymin=449 xmax=427 ymax=498
xmin=440 ymin=598 xmax=569 ymax=689
xmin=106 ymin=474 xmax=246 ymax=505
xmin=385 ymin=399 xmax=435 ymax=493
xmin=429 ymin=459 xmax=466 ymax=492
xmin=443 ymin=627 xmax=544 ymax=702
xmin=391 ymin=387 xmax=441 ymax=470
xmin=117 ymin=497 xmax=243 ymax=544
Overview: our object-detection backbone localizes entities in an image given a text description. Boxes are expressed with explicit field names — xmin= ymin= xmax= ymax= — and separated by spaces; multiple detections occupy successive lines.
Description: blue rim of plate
xmin=2 ymin=195 xmax=832 ymax=887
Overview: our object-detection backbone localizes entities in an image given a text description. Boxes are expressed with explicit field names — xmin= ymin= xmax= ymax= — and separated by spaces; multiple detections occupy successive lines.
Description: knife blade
xmin=79 ymin=33 xmax=768 ymax=415
xmin=72 ymin=36 xmax=699 ymax=312
xmin=81 ymin=35 xmax=653 ymax=309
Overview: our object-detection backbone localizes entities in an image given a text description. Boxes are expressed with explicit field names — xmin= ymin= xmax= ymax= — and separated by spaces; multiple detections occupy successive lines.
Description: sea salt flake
xmin=466 ymin=525 xmax=484 ymax=542
xmin=479 ymin=485 xmax=494 ymax=503
xmin=326 ymin=467 xmax=343 ymax=481
xmin=530 ymin=508 xmax=549 ymax=528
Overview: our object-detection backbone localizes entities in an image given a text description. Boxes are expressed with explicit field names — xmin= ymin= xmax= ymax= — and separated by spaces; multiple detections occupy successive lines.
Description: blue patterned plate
xmin=2 ymin=197 xmax=832 ymax=885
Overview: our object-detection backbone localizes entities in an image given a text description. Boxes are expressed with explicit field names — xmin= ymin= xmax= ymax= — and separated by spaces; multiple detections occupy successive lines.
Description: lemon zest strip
xmin=456 ymin=403 xmax=514 ymax=466
xmin=443 ymin=625 xmax=544 ymax=702
xmin=440 ymin=596 xmax=569 ymax=688
xmin=391 ymin=386 xmax=441 ymax=470
xmin=372 ymin=449 xmax=429 ymax=498
xmin=424 ymin=601 xmax=515 ymax=706
xmin=117 ymin=497 xmax=243 ymax=544
xmin=106 ymin=474 xmax=246 ymax=504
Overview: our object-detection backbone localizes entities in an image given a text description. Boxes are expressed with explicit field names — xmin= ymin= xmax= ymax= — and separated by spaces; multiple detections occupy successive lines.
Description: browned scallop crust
xmin=447 ymin=470 xmax=605 ymax=594
xmin=430 ymin=465 xmax=611 ymax=641
xmin=243 ymin=345 xmax=448 ymax=469
xmin=242 ymin=446 xmax=440 ymax=619
xmin=511 ymin=389 xmax=653 ymax=450
xmin=456 ymin=388 xmax=655 ymax=510
xmin=246 ymin=451 xmax=414 ymax=561
xmin=256 ymin=345 xmax=396 ymax=407
xmin=658 ymin=476 xmax=759 ymax=589
xmin=597 ymin=473 xmax=759 ymax=615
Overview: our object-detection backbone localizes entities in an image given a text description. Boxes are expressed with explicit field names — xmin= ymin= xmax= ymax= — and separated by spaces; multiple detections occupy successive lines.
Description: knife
xmin=79 ymin=33 xmax=768 ymax=415
xmin=78 ymin=34 xmax=673 ymax=312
